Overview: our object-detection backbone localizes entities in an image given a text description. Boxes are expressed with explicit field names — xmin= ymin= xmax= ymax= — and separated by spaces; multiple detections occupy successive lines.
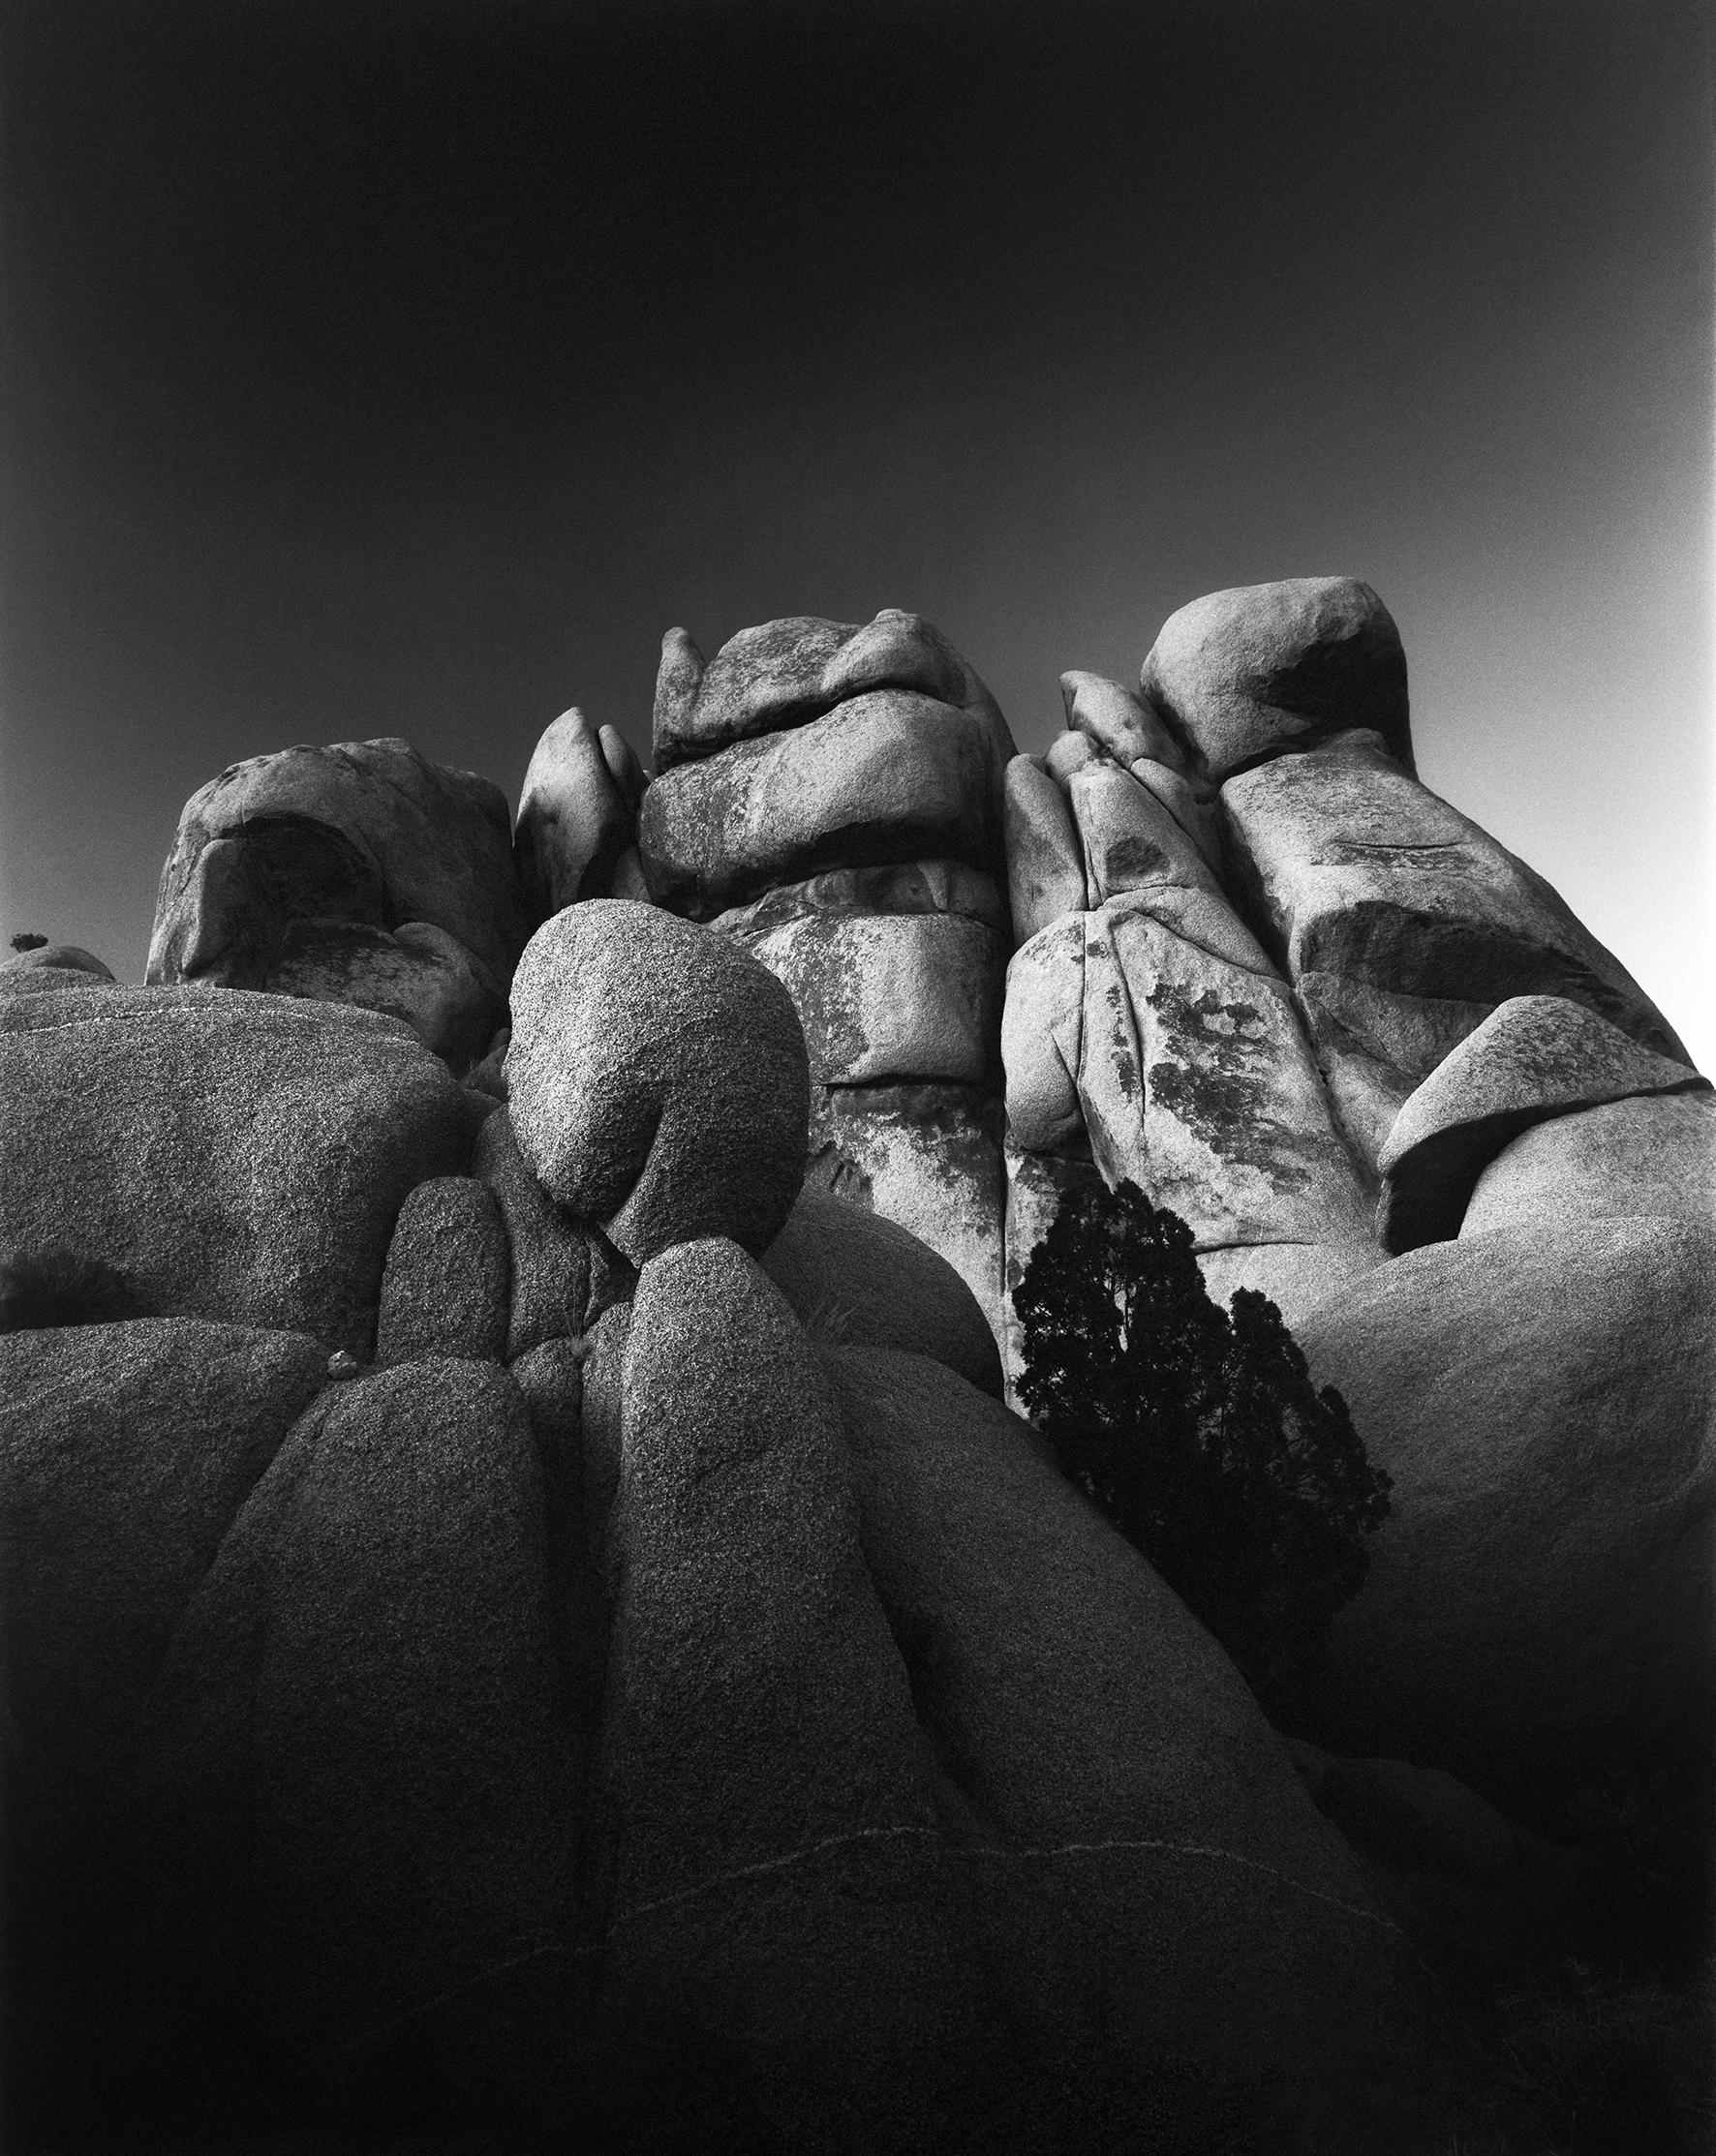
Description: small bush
xmin=1013 ymin=1177 xmax=1391 ymax=1712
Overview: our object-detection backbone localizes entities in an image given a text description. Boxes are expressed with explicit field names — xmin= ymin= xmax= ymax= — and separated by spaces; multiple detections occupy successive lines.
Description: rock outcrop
xmin=0 ymin=986 xmax=478 ymax=1355
xmin=506 ymin=898 xmax=810 ymax=1263
xmin=5 ymin=572 xmax=1708 ymax=2152
xmin=643 ymin=614 xmax=1017 ymax=1348
xmin=148 ymin=736 xmax=534 ymax=1072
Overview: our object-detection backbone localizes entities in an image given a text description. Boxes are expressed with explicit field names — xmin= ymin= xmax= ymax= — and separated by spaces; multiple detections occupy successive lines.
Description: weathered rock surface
xmin=513 ymin=706 xmax=640 ymax=915
xmin=1003 ymin=755 xmax=1087 ymax=942
xmin=808 ymin=1081 xmax=1007 ymax=1352
xmin=142 ymin=1359 xmax=580 ymax=2082
xmin=1002 ymin=893 xmax=1373 ymax=1286
xmin=762 ymin=1181 xmax=1003 ymax=1397
xmin=736 ymin=908 xmax=1005 ymax=1086
xmin=1377 ymin=993 xmax=1709 ymax=1250
xmin=1 ymin=1320 xmax=331 ymax=2129
xmin=1141 ymin=577 xmax=1412 ymax=778
xmin=652 ymin=608 xmax=1013 ymax=774
xmin=1293 ymin=1220 xmax=1716 ymax=1818
xmin=640 ymin=689 xmax=1005 ymax=920
xmin=0 ymin=943 xmax=115 ymax=984
xmin=1218 ymin=730 xmax=1689 ymax=1166
xmin=1060 ymin=667 xmax=1190 ymax=770
xmin=506 ymin=900 xmax=809 ymax=1263
xmin=1461 ymin=1089 xmax=1716 ymax=1237
xmin=822 ymin=1345 xmax=1456 ymax=2151
xmin=264 ymin=914 xmax=506 ymax=1071
xmin=588 ymin=1240 xmax=992 ymax=2152
xmin=713 ymin=857 xmax=1008 ymax=938
xmin=0 ymin=987 xmax=476 ymax=1354
xmin=375 ymin=1176 xmax=509 ymax=1365
xmin=473 ymin=1106 xmax=597 ymax=1360
xmin=148 ymin=737 xmax=532 ymax=1063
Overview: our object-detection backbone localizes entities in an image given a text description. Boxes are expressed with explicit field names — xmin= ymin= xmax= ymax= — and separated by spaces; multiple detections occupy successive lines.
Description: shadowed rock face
xmin=148 ymin=738 xmax=531 ymax=1072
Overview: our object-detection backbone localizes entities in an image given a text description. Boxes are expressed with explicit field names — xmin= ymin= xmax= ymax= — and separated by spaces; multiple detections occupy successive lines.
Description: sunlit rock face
xmin=1000 ymin=578 xmax=1699 ymax=1386
xmin=641 ymin=612 xmax=1018 ymax=1349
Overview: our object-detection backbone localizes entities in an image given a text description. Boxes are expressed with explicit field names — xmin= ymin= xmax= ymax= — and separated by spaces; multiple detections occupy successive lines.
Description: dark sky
xmin=3 ymin=0 xmax=1710 ymax=1062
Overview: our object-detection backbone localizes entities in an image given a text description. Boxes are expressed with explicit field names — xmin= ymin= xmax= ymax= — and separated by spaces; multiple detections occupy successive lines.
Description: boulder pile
xmin=2 ymin=575 xmax=1710 ymax=2152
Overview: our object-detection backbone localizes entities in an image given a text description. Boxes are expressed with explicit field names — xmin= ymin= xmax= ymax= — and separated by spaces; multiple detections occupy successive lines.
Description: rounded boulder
xmin=506 ymin=900 xmax=810 ymax=1263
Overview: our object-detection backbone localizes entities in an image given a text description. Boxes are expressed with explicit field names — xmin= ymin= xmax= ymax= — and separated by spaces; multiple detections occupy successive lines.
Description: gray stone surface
xmin=1376 ymin=993 xmax=1709 ymax=1250
xmin=0 ymin=1319 xmax=327 ymax=1777
xmin=506 ymin=900 xmax=809 ymax=1263
xmin=1060 ymin=668 xmax=1189 ymax=770
xmin=1218 ymin=730 xmax=1689 ymax=1166
xmin=1003 ymin=755 xmax=1086 ymax=943
xmin=1295 ymin=1219 xmax=1716 ymax=1814
xmin=1004 ymin=892 xmax=1372 ymax=1255
xmin=0 ymin=943 xmax=115 ymax=982
xmin=0 ymin=987 xmax=477 ymax=1355
xmin=0 ymin=1318 xmax=335 ymax=2128
xmin=595 ymin=1240 xmax=984 ymax=2151
xmin=143 ymin=1358 xmax=581 ymax=2075
xmin=737 ymin=908 xmax=1005 ymax=1086
xmin=375 ymin=1175 xmax=509 ymax=1365
xmin=762 ymin=1181 xmax=1003 ymax=1397
xmin=821 ymin=1344 xmax=1455 ymax=2151
xmin=1065 ymin=755 xmax=1224 ymax=907
xmin=639 ymin=689 xmax=1004 ymax=920
xmin=149 ymin=736 xmax=532 ymax=994
xmin=473 ymin=1106 xmax=596 ymax=1359
xmin=713 ymin=857 xmax=1008 ymax=939
xmin=1141 ymin=577 xmax=1412 ymax=778
xmin=1462 ymin=1089 xmax=1716 ymax=1237
xmin=652 ymin=608 xmax=1015 ymax=774
xmin=808 ymin=1080 xmax=1007 ymax=1355
xmin=513 ymin=706 xmax=637 ymax=915
xmin=264 ymin=915 xmax=505 ymax=1073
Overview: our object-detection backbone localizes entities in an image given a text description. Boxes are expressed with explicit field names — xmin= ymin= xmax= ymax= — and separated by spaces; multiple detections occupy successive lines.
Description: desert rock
xmin=506 ymin=899 xmax=809 ymax=1263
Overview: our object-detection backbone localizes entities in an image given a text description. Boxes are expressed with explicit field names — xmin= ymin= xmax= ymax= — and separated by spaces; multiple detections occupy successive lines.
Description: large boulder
xmin=587 ymin=1238 xmax=991 ymax=2152
xmin=821 ymin=1346 xmax=1456 ymax=2150
xmin=1003 ymin=756 xmax=1087 ymax=943
xmin=1 ymin=1319 xmax=332 ymax=2133
xmin=735 ymin=909 xmax=1005 ymax=1087
xmin=1293 ymin=1220 xmax=1716 ymax=1820
xmin=375 ymin=1175 xmax=510 ymax=1365
xmin=1377 ymin=994 xmax=1709 ymax=1250
xmin=761 ymin=1181 xmax=1003 ymax=1398
xmin=148 ymin=737 xmax=532 ymax=1068
xmin=651 ymin=609 xmax=1012 ymax=774
xmin=639 ymin=689 xmax=1005 ymax=920
xmin=1217 ymin=731 xmax=1689 ymax=1165
xmin=808 ymin=1081 xmax=1008 ymax=1353
xmin=1140 ymin=577 xmax=1412 ymax=778
xmin=513 ymin=706 xmax=644 ymax=915
xmin=506 ymin=900 xmax=809 ymax=1264
xmin=472 ymin=1106 xmax=599 ymax=1361
xmin=1461 ymin=1089 xmax=1716 ymax=1237
xmin=140 ymin=1359 xmax=582 ymax=2090
xmin=0 ymin=987 xmax=477 ymax=1355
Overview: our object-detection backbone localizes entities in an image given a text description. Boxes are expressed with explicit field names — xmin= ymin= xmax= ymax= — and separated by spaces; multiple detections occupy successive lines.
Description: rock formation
xmin=642 ymin=611 xmax=1017 ymax=1348
xmin=3 ymin=575 xmax=1710 ymax=2151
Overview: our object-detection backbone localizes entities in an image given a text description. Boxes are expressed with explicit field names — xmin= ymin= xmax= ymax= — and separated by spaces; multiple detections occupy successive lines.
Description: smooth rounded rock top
xmin=506 ymin=900 xmax=810 ymax=1263
xmin=1140 ymin=577 xmax=1412 ymax=779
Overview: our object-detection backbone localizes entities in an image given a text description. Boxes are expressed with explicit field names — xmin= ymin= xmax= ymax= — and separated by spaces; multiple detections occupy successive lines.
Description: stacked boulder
xmin=1001 ymin=577 xmax=1700 ymax=1374
xmin=640 ymin=611 xmax=1018 ymax=1347
xmin=148 ymin=736 xmax=536 ymax=1074
xmin=2 ymin=896 xmax=1465 ymax=2152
